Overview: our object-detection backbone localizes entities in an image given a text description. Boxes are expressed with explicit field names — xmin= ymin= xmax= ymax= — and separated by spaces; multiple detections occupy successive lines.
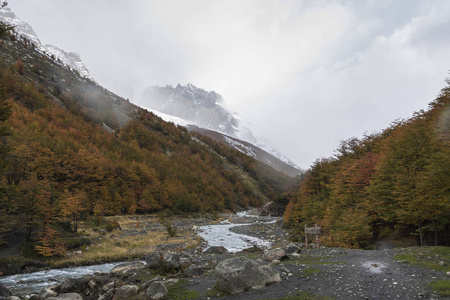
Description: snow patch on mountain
xmin=0 ymin=7 xmax=93 ymax=80
xmin=145 ymin=108 xmax=192 ymax=127
xmin=44 ymin=45 xmax=92 ymax=80
xmin=223 ymin=136 xmax=257 ymax=158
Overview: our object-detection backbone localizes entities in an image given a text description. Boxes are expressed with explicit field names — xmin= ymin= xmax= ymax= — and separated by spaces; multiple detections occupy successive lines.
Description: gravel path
xmin=184 ymin=247 xmax=447 ymax=299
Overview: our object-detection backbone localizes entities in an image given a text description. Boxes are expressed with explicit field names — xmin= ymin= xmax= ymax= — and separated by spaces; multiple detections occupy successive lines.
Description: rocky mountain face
xmin=140 ymin=84 xmax=302 ymax=177
xmin=140 ymin=84 xmax=238 ymax=135
xmin=0 ymin=7 xmax=93 ymax=80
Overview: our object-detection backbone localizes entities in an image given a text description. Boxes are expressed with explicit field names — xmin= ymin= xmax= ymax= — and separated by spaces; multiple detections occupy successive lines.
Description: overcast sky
xmin=8 ymin=0 xmax=450 ymax=169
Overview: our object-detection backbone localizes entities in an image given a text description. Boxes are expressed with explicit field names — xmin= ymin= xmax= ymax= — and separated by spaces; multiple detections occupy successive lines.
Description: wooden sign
xmin=305 ymin=225 xmax=321 ymax=235
xmin=305 ymin=224 xmax=321 ymax=249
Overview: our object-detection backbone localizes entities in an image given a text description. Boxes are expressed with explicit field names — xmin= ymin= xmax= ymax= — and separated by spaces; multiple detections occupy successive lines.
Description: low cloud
xmin=9 ymin=0 xmax=450 ymax=168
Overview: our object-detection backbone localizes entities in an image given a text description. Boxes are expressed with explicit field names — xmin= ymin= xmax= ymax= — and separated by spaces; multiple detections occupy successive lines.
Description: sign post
xmin=304 ymin=224 xmax=321 ymax=249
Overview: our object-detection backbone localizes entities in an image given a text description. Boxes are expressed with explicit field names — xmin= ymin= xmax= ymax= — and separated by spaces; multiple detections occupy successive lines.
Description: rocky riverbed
xmin=0 ymin=213 xmax=449 ymax=299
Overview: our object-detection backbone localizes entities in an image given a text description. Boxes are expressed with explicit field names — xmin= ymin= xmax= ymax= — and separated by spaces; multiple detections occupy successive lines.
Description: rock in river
xmin=0 ymin=282 xmax=11 ymax=297
xmin=110 ymin=261 xmax=145 ymax=274
xmin=204 ymin=246 xmax=229 ymax=254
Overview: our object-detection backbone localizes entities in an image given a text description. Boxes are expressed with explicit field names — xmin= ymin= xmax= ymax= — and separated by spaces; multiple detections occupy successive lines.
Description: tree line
xmin=284 ymin=81 xmax=450 ymax=248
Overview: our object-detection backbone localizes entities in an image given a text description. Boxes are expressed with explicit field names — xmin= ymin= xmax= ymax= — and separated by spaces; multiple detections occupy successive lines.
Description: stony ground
xmin=178 ymin=248 xmax=447 ymax=300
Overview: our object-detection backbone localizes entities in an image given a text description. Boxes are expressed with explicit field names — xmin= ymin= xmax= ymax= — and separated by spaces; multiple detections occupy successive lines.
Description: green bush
xmin=105 ymin=219 xmax=120 ymax=232
xmin=158 ymin=213 xmax=177 ymax=237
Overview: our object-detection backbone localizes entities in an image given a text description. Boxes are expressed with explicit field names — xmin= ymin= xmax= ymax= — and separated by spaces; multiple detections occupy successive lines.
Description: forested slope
xmin=284 ymin=81 xmax=450 ymax=248
xmin=0 ymin=24 xmax=294 ymax=253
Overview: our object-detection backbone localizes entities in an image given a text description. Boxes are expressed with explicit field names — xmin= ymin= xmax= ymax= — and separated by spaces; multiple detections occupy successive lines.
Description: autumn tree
xmin=0 ymin=87 xmax=11 ymax=245
xmin=59 ymin=189 xmax=86 ymax=233
xmin=35 ymin=226 xmax=66 ymax=257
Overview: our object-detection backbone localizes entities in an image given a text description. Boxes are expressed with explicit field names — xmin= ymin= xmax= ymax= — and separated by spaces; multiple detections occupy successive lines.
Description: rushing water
xmin=198 ymin=215 xmax=277 ymax=252
xmin=0 ymin=212 xmax=276 ymax=296
xmin=0 ymin=262 xmax=123 ymax=296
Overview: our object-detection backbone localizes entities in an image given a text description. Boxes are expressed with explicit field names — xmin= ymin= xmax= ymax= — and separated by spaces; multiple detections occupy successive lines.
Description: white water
xmin=198 ymin=212 xmax=278 ymax=252
xmin=198 ymin=221 xmax=270 ymax=252
xmin=0 ymin=262 xmax=121 ymax=296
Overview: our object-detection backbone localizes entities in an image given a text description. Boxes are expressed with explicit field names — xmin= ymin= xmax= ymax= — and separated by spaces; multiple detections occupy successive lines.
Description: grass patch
xmin=394 ymin=246 xmax=450 ymax=272
xmin=429 ymin=280 xmax=450 ymax=297
xmin=265 ymin=291 xmax=335 ymax=300
xmin=166 ymin=279 xmax=201 ymax=300
xmin=204 ymin=283 xmax=228 ymax=298
xmin=49 ymin=215 xmax=201 ymax=268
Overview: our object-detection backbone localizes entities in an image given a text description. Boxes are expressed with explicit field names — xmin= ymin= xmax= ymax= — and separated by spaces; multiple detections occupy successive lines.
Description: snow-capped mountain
xmin=0 ymin=7 xmax=93 ymax=80
xmin=140 ymin=84 xmax=238 ymax=135
xmin=140 ymin=83 xmax=301 ymax=176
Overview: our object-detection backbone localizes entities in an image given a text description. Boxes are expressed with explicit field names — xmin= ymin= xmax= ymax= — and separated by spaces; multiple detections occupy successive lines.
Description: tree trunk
xmin=418 ymin=220 xmax=423 ymax=246
xmin=433 ymin=220 xmax=438 ymax=246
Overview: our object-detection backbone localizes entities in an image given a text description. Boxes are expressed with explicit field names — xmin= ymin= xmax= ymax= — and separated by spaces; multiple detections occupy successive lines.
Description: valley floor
xmin=1 ymin=213 xmax=449 ymax=299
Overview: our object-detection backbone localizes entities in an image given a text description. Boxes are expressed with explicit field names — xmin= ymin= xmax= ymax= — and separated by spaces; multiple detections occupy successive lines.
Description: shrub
xmin=105 ymin=219 xmax=120 ymax=232
xmin=158 ymin=213 xmax=177 ymax=237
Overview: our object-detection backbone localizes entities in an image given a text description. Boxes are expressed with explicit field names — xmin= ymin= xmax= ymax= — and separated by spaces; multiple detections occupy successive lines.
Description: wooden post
xmin=305 ymin=224 xmax=308 ymax=249
xmin=315 ymin=224 xmax=319 ymax=249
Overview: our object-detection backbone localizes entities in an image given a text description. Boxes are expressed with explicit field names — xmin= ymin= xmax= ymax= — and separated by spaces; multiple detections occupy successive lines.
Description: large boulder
xmin=46 ymin=293 xmax=83 ymax=300
xmin=204 ymin=246 xmax=229 ymax=254
xmin=263 ymin=248 xmax=287 ymax=262
xmin=146 ymin=282 xmax=168 ymax=300
xmin=39 ymin=287 xmax=58 ymax=299
xmin=145 ymin=251 xmax=180 ymax=271
xmin=184 ymin=264 xmax=205 ymax=277
xmin=0 ymin=282 xmax=11 ymax=297
xmin=110 ymin=261 xmax=145 ymax=274
xmin=60 ymin=278 xmax=88 ymax=293
xmin=112 ymin=285 xmax=139 ymax=300
xmin=163 ymin=252 xmax=180 ymax=270
xmin=214 ymin=257 xmax=281 ymax=294
xmin=285 ymin=243 xmax=301 ymax=255
xmin=145 ymin=251 xmax=163 ymax=268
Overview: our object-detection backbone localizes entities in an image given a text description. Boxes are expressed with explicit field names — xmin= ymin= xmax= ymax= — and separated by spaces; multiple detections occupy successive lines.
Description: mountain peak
xmin=0 ymin=6 xmax=93 ymax=80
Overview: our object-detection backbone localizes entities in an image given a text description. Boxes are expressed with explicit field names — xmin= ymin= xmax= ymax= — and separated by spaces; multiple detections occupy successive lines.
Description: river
xmin=0 ymin=212 xmax=277 ymax=296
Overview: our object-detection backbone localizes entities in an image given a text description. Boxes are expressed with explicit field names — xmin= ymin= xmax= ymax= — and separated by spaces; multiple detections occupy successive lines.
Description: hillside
xmin=0 ymin=22 xmax=295 ymax=254
xmin=186 ymin=125 xmax=301 ymax=177
xmin=284 ymin=82 xmax=450 ymax=248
